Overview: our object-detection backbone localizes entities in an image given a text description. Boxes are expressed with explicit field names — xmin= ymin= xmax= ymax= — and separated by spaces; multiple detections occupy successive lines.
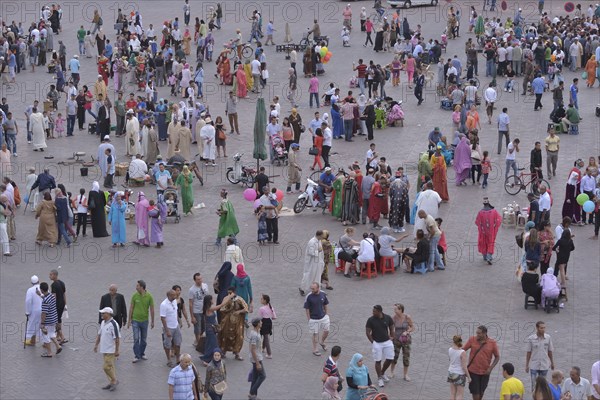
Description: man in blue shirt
xmin=569 ymin=78 xmax=579 ymax=110
xmin=265 ymin=20 xmax=275 ymax=46
xmin=317 ymin=167 xmax=335 ymax=205
xmin=154 ymin=163 xmax=173 ymax=195
xmin=69 ymin=55 xmax=80 ymax=86
xmin=532 ymin=74 xmax=545 ymax=111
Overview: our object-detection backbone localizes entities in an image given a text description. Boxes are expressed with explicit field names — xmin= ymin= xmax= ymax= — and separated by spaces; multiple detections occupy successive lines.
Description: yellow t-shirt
xmin=500 ymin=377 xmax=524 ymax=400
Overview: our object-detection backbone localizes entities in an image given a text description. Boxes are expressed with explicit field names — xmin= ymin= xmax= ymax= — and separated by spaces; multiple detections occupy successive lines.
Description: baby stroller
xmin=341 ymin=26 xmax=350 ymax=47
xmin=359 ymin=387 xmax=388 ymax=400
xmin=270 ymin=135 xmax=288 ymax=166
xmin=163 ymin=188 xmax=181 ymax=223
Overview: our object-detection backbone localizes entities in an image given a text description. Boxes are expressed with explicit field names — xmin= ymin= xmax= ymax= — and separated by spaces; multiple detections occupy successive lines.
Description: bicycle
xmin=225 ymin=40 xmax=254 ymax=61
xmin=504 ymin=168 xmax=550 ymax=195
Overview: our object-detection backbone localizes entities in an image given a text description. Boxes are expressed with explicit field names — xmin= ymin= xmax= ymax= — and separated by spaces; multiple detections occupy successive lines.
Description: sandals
xmin=313 ymin=351 xmax=322 ymax=356
xmin=234 ymin=354 xmax=244 ymax=361
xmin=166 ymin=361 xmax=175 ymax=368
xmin=41 ymin=353 xmax=53 ymax=358
xmin=320 ymin=343 xmax=327 ymax=351
xmin=56 ymin=347 xmax=62 ymax=354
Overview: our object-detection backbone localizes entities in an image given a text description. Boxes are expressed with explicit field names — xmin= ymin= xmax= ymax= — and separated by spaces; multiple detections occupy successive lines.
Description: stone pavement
xmin=1 ymin=0 xmax=599 ymax=399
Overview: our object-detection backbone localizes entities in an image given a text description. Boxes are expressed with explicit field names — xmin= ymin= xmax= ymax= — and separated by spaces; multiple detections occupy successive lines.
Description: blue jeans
xmin=482 ymin=173 xmax=488 ymax=188
xmin=309 ymin=93 xmax=319 ymax=108
xmin=67 ymin=115 xmax=76 ymax=136
xmin=78 ymin=40 xmax=85 ymax=54
xmin=317 ymin=186 xmax=326 ymax=203
xmin=250 ymin=361 xmax=266 ymax=396
xmin=428 ymin=235 xmax=444 ymax=270
xmin=505 ymin=159 xmax=517 ymax=178
xmin=56 ymin=222 xmax=72 ymax=245
xmin=132 ymin=320 xmax=149 ymax=359
xmin=530 ymin=370 xmax=548 ymax=390
xmin=6 ymin=133 xmax=16 ymax=154
xmin=358 ymin=77 xmax=365 ymax=95
xmin=343 ymin=119 xmax=353 ymax=141
xmin=486 ymin=59 xmax=493 ymax=77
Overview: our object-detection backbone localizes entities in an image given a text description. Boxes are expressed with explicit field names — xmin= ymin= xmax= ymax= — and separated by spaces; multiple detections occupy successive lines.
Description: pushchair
xmin=163 ymin=188 xmax=181 ymax=223
xmin=359 ymin=387 xmax=388 ymax=400
xmin=270 ymin=135 xmax=288 ymax=166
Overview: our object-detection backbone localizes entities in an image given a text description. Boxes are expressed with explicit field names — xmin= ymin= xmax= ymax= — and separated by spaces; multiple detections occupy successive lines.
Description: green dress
xmin=331 ymin=176 xmax=343 ymax=218
xmin=417 ymin=152 xmax=432 ymax=192
xmin=217 ymin=199 xmax=240 ymax=239
xmin=175 ymin=172 xmax=194 ymax=213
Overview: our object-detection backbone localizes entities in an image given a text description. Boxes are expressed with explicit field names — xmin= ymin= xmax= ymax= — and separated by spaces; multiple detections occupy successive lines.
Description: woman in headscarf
xmin=218 ymin=285 xmax=248 ymax=360
xmin=367 ymin=176 xmax=385 ymax=229
xmin=88 ymin=182 xmax=108 ymax=237
xmin=215 ymin=262 xmax=234 ymax=306
xmin=453 ymin=136 xmax=471 ymax=186
xmin=182 ymin=28 xmax=192 ymax=55
xmin=155 ymin=99 xmax=168 ymax=141
xmin=148 ymin=196 xmax=166 ymax=248
xmin=35 ymin=192 xmax=58 ymax=247
xmin=177 ymin=120 xmax=193 ymax=161
xmin=54 ymin=189 xmax=72 ymax=247
xmin=320 ymin=231 xmax=334 ymax=290
xmin=585 ymin=55 xmax=596 ymax=87
xmin=216 ymin=189 xmax=239 ymax=245
xmin=401 ymin=17 xmax=410 ymax=40
xmin=235 ymin=64 xmax=247 ymax=98
xmin=389 ymin=170 xmax=409 ymax=232
xmin=345 ymin=353 xmax=373 ymax=400
xmin=289 ymin=108 xmax=303 ymax=144
xmin=145 ymin=121 xmax=160 ymax=164
xmin=201 ymin=294 xmax=232 ymax=365
xmin=303 ymin=47 xmax=313 ymax=78
xmin=107 ymin=193 xmax=127 ymax=247
xmin=181 ymin=64 xmax=192 ymax=95
xmin=30 ymin=109 xmax=47 ymax=152
xmin=135 ymin=192 xmax=150 ymax=246
xmin=373 ymin=24 xmax=384 ymax=52
xmin=540 ymin=266 xmax=560 ymax=306
xmin=430 ymin=147 xmax=450 ymax=201
xmin=561 ymin=159 xmax=584 ymax=224
xmin=416 ymin=152 xmax=432 ymax=192
xmin=331 ymin=100 xmax=344 ymax=139
xmin=437 ymin=136 xmax=453 ymax=165
xmin=217 ymin=49 xmax=232 ymax=85
xmin=204 ymin=347 xmax=228 ymax=400
xmin=232 ymin=264 xmax=253 ymax=316
xmin=322 ymin=375 xmax=342 ymax=400
xmin=243 ymin=60 xmax=254 ymax=90
xmin=176 ymin=164 xmax=194 ymax=215
xmin=330 ymin=171 xmax=345 ymax=219
xmin=341 ymin=172 xmax=360 ymax=225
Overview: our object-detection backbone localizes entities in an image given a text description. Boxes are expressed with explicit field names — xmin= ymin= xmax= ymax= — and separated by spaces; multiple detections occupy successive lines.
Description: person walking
xmin=127 ymin=280 xmax=155 ymax=363
xmin=532 ymin=74 xmax=545 ymax=111
xmin=25 ymin=275 xmax=42 ymax=346
xmin=160 ymin=289 xmax=182 ymax=368
xmin=99 ymin=284 xmax=127 ymax=327
xmin=545 ymin=129 xmax=559 ymax=180
xmin=39 ymin=282 xmax=62 ymax=357
xmin=188 ymin=272 xmax=209 ymax=347
xmin=500 ymin=363 xmax=525 ymax=400
xmin=496 ymin=107 xmax=510 ymax=155
xmin=505 ymin=138 xmax=520 ymax=179
xmin=248 ymin=318 xmax=266 ymax=400
xmin=365 ymin=305 xmax=395 ymax=388
xmin=448 ymin=335 xmax=470 ymax=400
xmin=525 ymin=321 xmax=555 ymax=391
xmin=168 ymin=353 xmax=198 ymax=400
xmin=94 ymin=307 xmax=120 ymax=391
xmin=300 ymin=231 xmax=325 ymax=295
xmin=304 ymin=282 xmax=330 ymax=356
xmin=49 ymin=269 xmax=67 ymax=344
xmin=216 ymin=189 xmax=239 ymax=246
xmin=475 ymin=197 xmax=502 ymax=264
xmin=204 ymin=348 xmax=227 ymax=400
xmin=463 ymin=325 xmax=500 ymax=400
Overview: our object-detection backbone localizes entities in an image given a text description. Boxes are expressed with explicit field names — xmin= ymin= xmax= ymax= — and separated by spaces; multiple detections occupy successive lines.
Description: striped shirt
xmin=41 ymin=294 xmax=58 ymax=325
xmin=167 ymin=365 xmax=196 ymax=400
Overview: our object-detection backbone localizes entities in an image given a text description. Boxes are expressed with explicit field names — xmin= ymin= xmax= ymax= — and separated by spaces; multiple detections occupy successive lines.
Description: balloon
xmin=253 ymin=199 xmax=262 ymax=210
xmin=582 ymin=200 xmax=595 ymax=213
xmin=576 ymin=193 xmax=589 ymax=205
xmin=320 ymin=46 xmax=328 ymax=57
xmin=326 ymin=51 xmax=332 ymax=57
xmin=324 ymin=54 xmax=331 ymax=62
xmin=243 ymin=188 xmax=256 ymax=202
xmin=275 ymin=189 xmax=284 ymax=202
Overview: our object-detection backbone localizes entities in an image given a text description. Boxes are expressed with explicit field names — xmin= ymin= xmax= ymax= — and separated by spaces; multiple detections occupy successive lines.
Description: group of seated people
xmin=336 ymin=223 xmax=447 ymax=277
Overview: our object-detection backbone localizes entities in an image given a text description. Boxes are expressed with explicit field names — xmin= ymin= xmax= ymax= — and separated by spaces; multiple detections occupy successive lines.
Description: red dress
xmin=475 ymin=208 xmax=502 ymax=255
xmin=368 ymin=182 xmax=384 ymax=223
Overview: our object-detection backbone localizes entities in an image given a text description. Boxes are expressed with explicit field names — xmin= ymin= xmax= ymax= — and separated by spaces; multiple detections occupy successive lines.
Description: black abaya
xmin=341 ymin=179 xmax=360 ymax=224
xmin=374 ymin=31 xmax=384 ymax=52
xmin=89 ymin=191 xmax=109 ymax=237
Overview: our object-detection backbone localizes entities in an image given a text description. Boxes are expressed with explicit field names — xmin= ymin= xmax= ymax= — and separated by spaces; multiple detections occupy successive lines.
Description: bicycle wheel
xmin=504 ymin=175 xmax=523 ymax=195
xmin=241 ymin=45 xmax=254 ymax=60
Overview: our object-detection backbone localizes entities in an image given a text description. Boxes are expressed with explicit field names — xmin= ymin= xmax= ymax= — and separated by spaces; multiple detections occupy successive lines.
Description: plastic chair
xmin=568 ymin=124 xmax=579 ymax=135
xmin=336 ymin=259 xmax=347 ymax=273
xmin=544 ymin=297 xmax=559 ymax=313
xmin=524 ymin=294 xmax=538 ymax=310
xmin=379 ymin=256 xmax=395 ymax=275
xmin=360 ymin=261 xmax=377 ymax=279
xmin=413 ymin=262 xmax=428 ymax=275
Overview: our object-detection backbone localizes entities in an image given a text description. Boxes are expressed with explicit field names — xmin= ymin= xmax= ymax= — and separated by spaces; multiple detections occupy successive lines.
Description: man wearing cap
xmin=95 ymin=306 xmax=120 ymax=391
xmin=25 ymin=275 xmax=42 ymax=345
xmin=475 ymin=197 xmax=502 ymax=264
xmin=68 ymin=55 xmax=80 ymax=86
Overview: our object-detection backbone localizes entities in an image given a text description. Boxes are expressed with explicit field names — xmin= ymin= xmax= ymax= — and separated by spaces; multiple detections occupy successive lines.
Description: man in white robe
xmin=97 ymin=136 xmax=116 ymax=179
xmin=299 ymin=231 xmax=324 ymax=295
xmin=414 ymin=182 xmax=442 ymax=236
xmin=125 ymin=109 xmax=141 ymax=156
xmin=195 ymin=116 xmax=206 ymax=159
xmin=166 ymin=119 xmax=180 ymax=159
xmin=30 ymin=110 xmax=47 ymax=151
xmin=200 ymin=117 xmax=216 ymax=165
xmin=139 ymin=123 xmax=149 ymax=158
xmin=25 ymin=275 xmax=42 ymax=345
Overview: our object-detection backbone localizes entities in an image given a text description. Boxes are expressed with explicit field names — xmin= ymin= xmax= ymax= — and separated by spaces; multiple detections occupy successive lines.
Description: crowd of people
xmin=3 ymin=0 xmax=600 ymax=400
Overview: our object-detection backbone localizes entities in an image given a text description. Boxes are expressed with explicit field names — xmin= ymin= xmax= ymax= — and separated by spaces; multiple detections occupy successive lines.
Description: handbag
xmin=300 ymin=124 xmax=306 ymax=133
xmin=218 ymin=129 xmax=226 ymax=140
xmin=470 ymin=149 xmax=481 ymax=161
xmin=213 ymin=365 xmax=228 ymax=394
xmin=515 ymin=233 xmax=524 ymax=248
xmin=398 ymin=333 xmax=411 ymax=344
xmin=308 ymin=146 xmax=319 ymax=156
xmin=581 ymin=71 xmax=588 ymax=79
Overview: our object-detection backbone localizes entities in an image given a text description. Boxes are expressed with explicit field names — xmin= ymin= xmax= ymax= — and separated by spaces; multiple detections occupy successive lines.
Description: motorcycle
xmin=293 ymin=178 xmax=330 ymax=214
xmin=226 ymin=153 xmax=256 ymax=188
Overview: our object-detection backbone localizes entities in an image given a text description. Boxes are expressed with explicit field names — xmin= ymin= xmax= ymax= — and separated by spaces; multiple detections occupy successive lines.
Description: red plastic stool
xmin=380 ymin=256 xmax=395 ymax=275
xmin=337 ymin=259 xmax=356 ymax=273
xmin=360 ymin=261 xmax=377 ymax=279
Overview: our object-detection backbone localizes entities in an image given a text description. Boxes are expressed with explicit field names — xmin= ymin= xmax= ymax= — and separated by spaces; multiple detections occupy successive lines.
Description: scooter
xmin=226 ymin=153 xmax=256 ymax=188
xmin=293 ymin=178 xmax=330 ymax=214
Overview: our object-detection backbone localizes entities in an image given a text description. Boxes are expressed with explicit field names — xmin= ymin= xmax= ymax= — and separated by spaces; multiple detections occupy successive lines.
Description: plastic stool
xmin=544 ymin=297 xmax=559 ymax=313
xmin=360 ymin=261 xmax=377 ymax=279
xmin=413 ymin=262 xmax=428 ymax=275
xmin=524 ymin=294 xmax=538 ymax=310
xmin=336 ymin=259 xmax=349 ymax=273
xmin=568 ymin=124 xmax=579 ymax=135
xmin=380 ymin=257 xmax=395 ymax=275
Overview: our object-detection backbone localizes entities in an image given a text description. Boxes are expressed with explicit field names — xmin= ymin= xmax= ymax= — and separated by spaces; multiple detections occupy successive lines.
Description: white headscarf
xmin=92 ymin=181 xmax=100 ymax=192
